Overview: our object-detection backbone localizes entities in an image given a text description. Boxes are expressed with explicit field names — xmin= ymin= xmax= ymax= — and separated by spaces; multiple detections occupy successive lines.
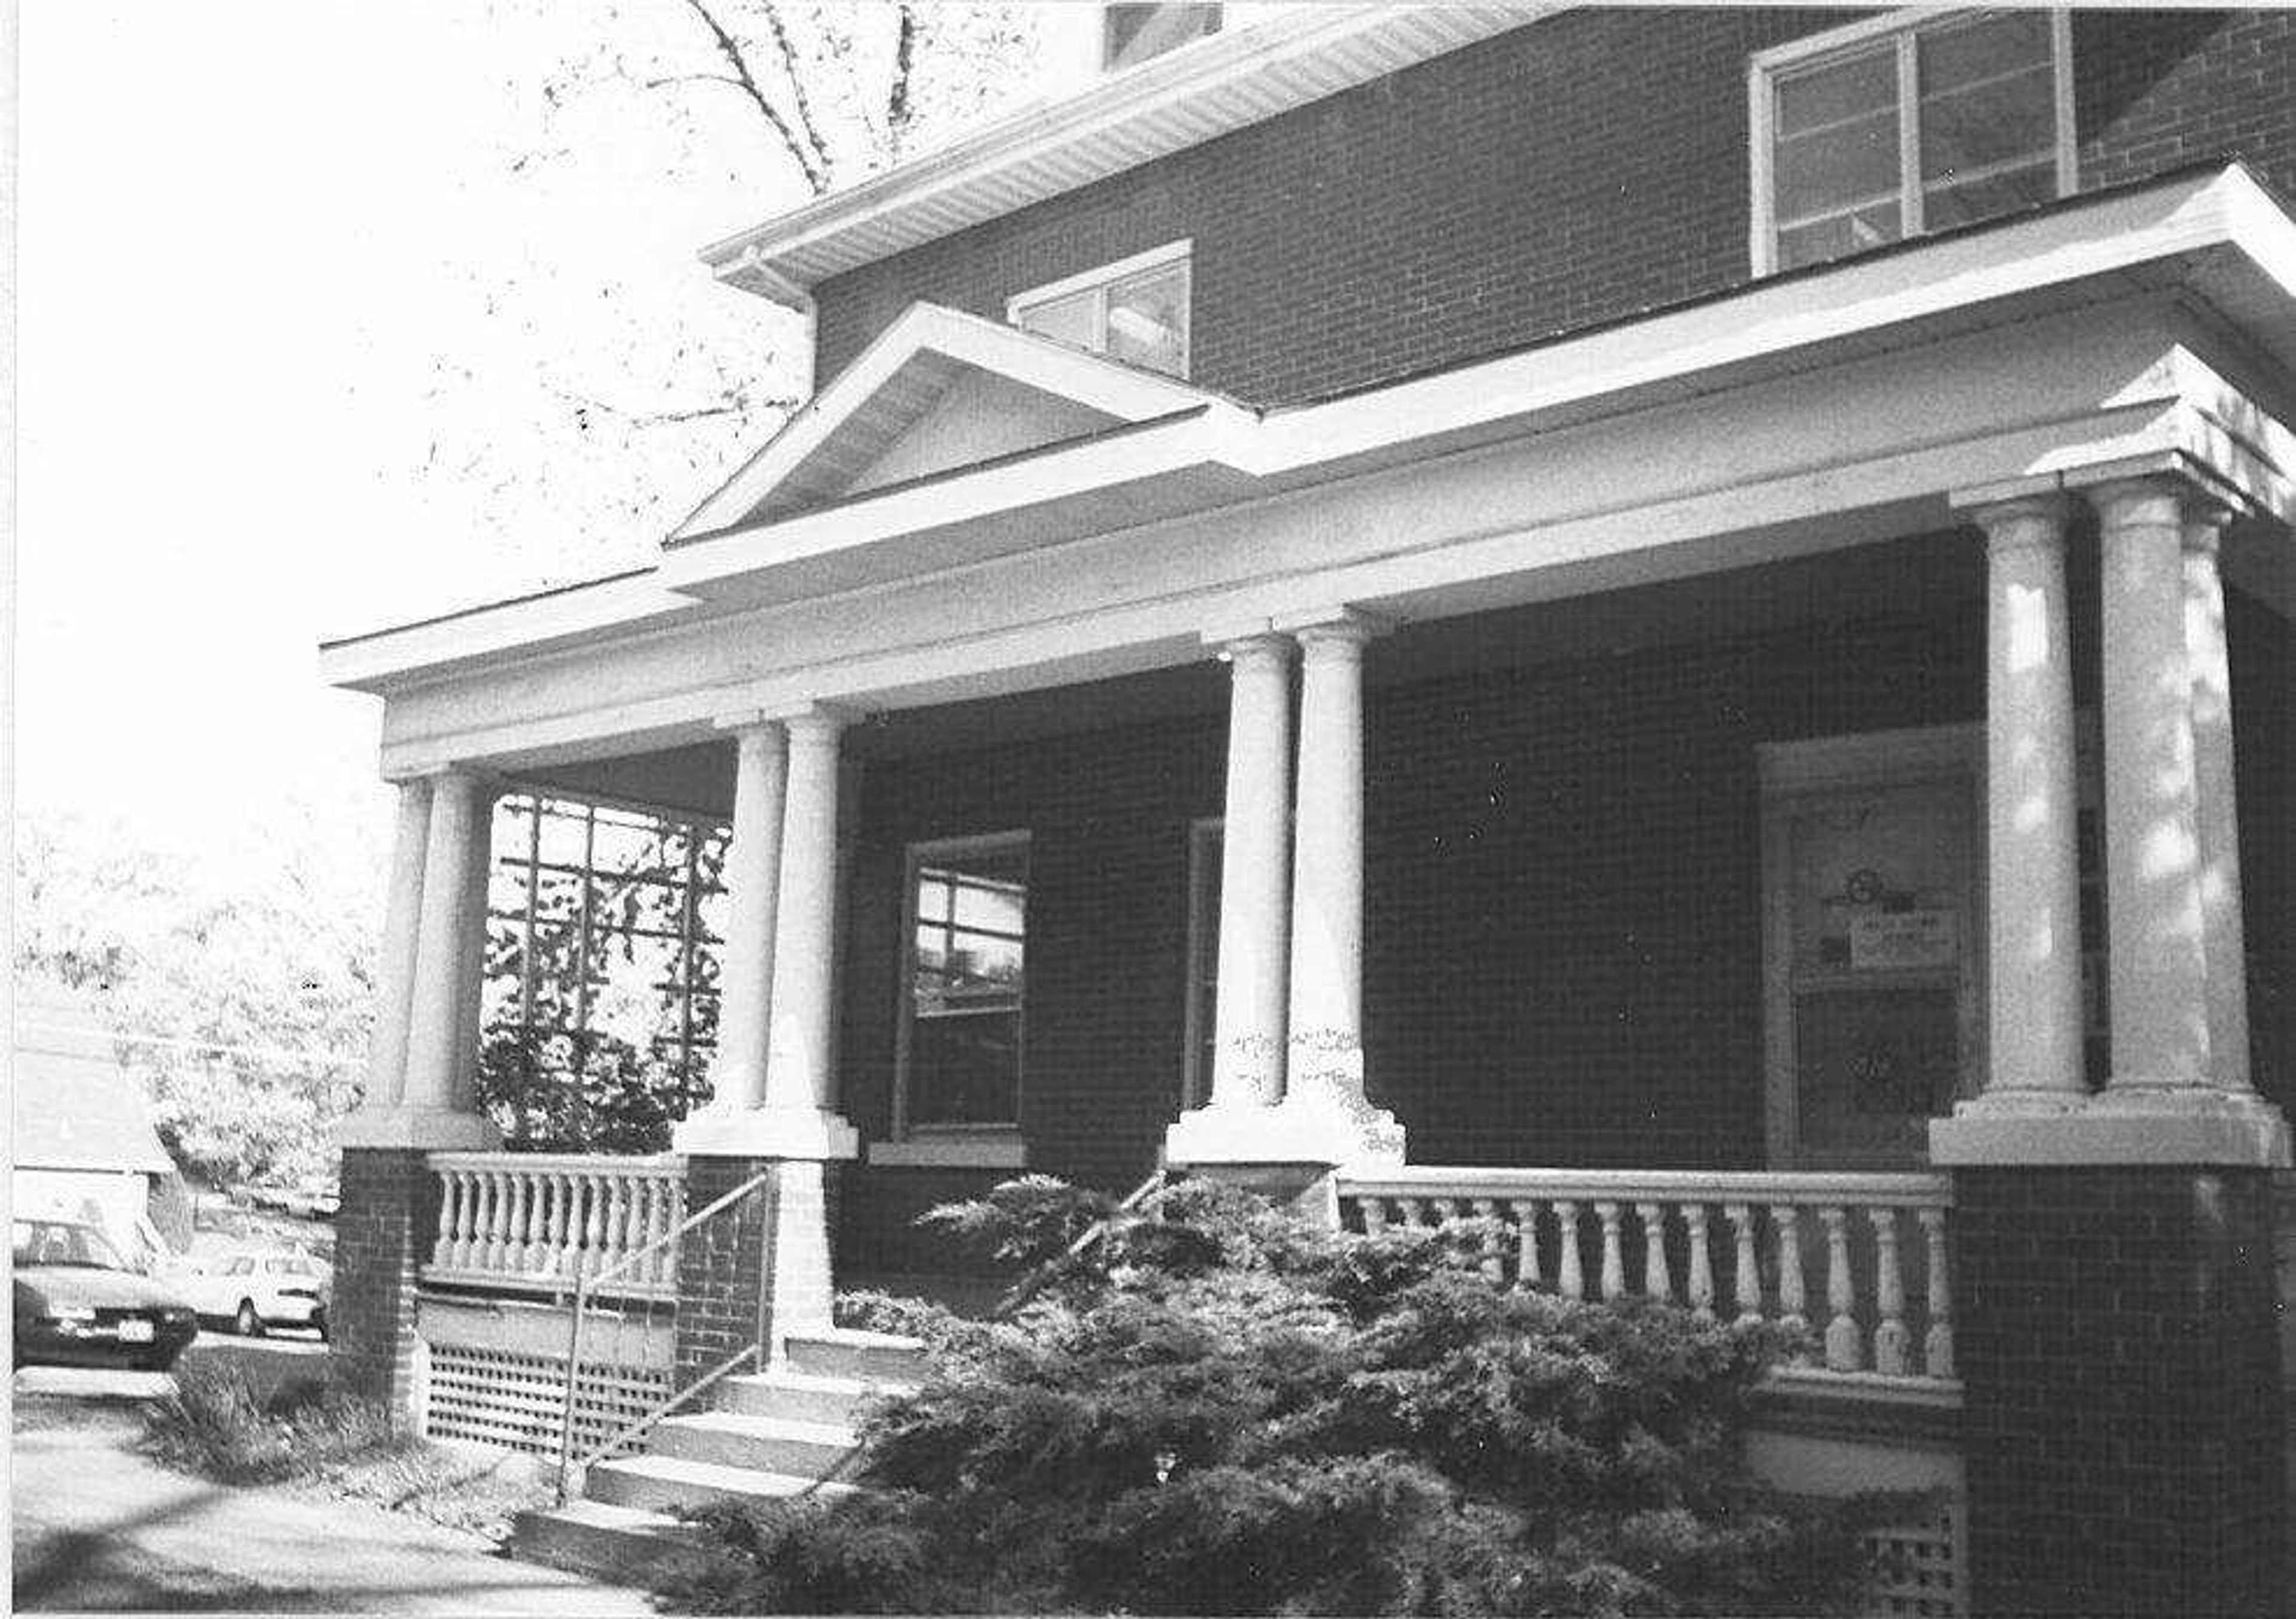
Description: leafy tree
xmin=677 ymin=1180 xmax=1921 ymax=1617
xmin=13 ymin=802 xmax=380 ymax=1184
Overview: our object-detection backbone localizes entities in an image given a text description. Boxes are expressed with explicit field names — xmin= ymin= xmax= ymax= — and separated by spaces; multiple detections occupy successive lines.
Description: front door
xmin=1760 ymin=730 xmax=1983 ymax=1168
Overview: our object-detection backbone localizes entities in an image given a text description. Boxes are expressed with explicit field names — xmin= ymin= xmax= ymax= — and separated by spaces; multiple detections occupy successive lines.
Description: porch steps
xmin=508 ymin=1327 xmax=922 ymax=1588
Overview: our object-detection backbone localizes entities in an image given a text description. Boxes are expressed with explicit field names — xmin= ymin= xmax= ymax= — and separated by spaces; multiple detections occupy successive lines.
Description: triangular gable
xmin=672 ymin=302 xmax=1228 ymax=540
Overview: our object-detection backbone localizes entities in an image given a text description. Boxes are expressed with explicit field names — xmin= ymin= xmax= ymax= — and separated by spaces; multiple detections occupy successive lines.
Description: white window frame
xmin=1006 ymin=239 xmax=1193 ymax=376
xmin=1747 ymin=9 xmax=2075 ymax=277
xmin=886 ymin=830 xmax=1030 ymax=1162
xmin=1179 ymin=816 xmax=1223 ymax=1111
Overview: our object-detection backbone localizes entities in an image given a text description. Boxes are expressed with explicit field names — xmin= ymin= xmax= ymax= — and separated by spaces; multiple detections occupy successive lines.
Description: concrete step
xmin=509 ymin=1499 xmax=712 ymax=1586
xmin=781 ymin=1327 xmax=929 ymax=1385
xmin=583 ymin=1452 xmax=857 ymax=1515
xmin=651 ymin=1410 xmax=859 ymax=1476
xmin=720 ymin=1368 xmax=889 ymax=1426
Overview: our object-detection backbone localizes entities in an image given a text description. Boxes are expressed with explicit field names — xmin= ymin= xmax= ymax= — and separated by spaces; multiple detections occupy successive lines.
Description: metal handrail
xmin=554 ymin=1166 xmax=774 ymax=1501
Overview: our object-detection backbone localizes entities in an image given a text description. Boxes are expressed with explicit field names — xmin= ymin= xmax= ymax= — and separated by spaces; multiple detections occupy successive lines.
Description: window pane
xmin=1775 ymin=46 xmax=1895 ymax=138
xmin=1776 ymin=199 xmax=1902 ymax=270
xmin=1774 ymin=108 xmax=1899 ymax=225
xmin=949 ymin=874 xmax=1024 ymax=937
xmin=1919 ymin=66 xmax=2053 ymax=185
xmin=1923 ymin=161 xmax=2057 ymax=231
xmin=1104 ymin=264 xmax=1188 ymax=376
xmin=909 ymin=1012 xmax=1021 ymax=1126
xmin=536 ymin=803 xmax=590 ymax=867
xmin=1918 ymin=11 xmax=2050 ymax=97
xmin=1015 ymin=288 xmax=1098 ymax=350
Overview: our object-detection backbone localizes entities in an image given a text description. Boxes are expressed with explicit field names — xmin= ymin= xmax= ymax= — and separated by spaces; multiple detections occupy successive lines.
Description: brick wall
xmin=327 ymin=1147 xmax=439 ymax=1420
xmin=1952 ymin=1166 xmax=2286 ymax=1613
xmin=670 ymin=1154 xmax=773 ymax=1385
xmin=811 ymin=8 xmax=2296 ymax=406
xmin=2230 ymin=589 xmax=2292 ymax=1110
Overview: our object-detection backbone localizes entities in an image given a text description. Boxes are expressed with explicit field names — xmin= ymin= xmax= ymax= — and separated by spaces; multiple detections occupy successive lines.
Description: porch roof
xmin=322 ymin=163 xmax=2296 ymax=694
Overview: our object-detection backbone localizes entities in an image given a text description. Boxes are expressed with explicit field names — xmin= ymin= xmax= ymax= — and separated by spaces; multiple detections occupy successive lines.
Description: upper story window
xmin=1103 ymin=4 xmax=1223 ymax=73
xmin=1009 ymin=241 xmax=1192 ymax=378
xmin=1751 ymin=10 xmax=2074 ymax=274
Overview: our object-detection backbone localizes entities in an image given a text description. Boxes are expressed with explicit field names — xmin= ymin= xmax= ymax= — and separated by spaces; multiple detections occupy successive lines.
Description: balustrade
xmin=424 ymin=1153 xmax=686 ymax=1300
xmin=1337 ymin=1168 xmax=1957 ymax=1385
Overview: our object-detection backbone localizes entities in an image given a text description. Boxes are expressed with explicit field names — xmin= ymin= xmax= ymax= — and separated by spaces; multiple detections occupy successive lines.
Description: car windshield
xmin=12 ymin=1220 xmax=127 ymax=1271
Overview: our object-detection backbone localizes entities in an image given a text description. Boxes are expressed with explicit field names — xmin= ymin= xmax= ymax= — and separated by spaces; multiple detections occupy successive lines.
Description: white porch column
xmin=755 ymin=707 xmax=859 ymax=1159
xmin=1973 ymin=497 xmax=2087 ymax=1107
xmin=1208 ymin=635 xmax=1293 ymax=1107
xmin=674 ymin=719 xmax=791 ymax=1153
xmin=1281 ymin=611 xmax=1403 ymax=1160
xmin=358 ymin=778 xmax=432 ymax=1114
xmin=2094 ymin=477 xmax=2212 ymax=1095
xmin=2181 ymin=514 xmax=2254 ymax=1093
xmin=349 ymin=767 xmax=498 ymax=1148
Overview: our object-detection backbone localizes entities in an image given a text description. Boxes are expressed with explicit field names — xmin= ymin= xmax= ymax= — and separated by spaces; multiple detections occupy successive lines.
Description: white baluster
xmin=1770 ymin=1203 xmax=1808 ymax=1347
xmin=1869 ymin=1207 xmax=1910 ymax=1376
xmin=1818 ymin=1205 xmax=1862 ymax=1371
xmin=1595 ymin=1201 xmax=1626 ymax=1301
xmin=509 ymin=1171 xmax=535 ymax=1270
xmin=1635 ymin=1202 xmax=1672 ymax=1301
xmin=1554 ymin=1200 xmax=1584 ymax=1300
xmin=451 ymin=1170 xmax=479 ymax=1269
xmin=481 ymin=1172 xmax=508 ymax=1270
xmin=429 ymin=1171 xmax=459 ymax=1269
xmin=1470 ymin=1198 xmax=1504 ymax=1285
xmin=1724 ymin=1202 xmax=1761 ymax=1325
xmin=1919 ymin=1206 xmax=1954 ymax=1379
xmin=579 ymin=1171 xmax=606 ymax=1279
xmin=1359 ymin=1196 xmax=1389 ymax=1234
xmin=1395 ymin=1196 xmax=1425 ymax=1230
xmin=552 ymin=1173 xmax=577 ymax=1278
xmin=607 ymin=1173 xmax=633 ymax=1269
xmin=651 ymin=1175 xmax=678 ymax=1285
xmin=522 ymin=1174 xmax=552 ymax=1275
xmin=1509 ymin=1199 xmax=1541 ymax=1289
xmin=1684 ymin=1204 xmax=1715 ymax=1319
xmin=1430 ymin=1196 xmax=1460 ymax=1229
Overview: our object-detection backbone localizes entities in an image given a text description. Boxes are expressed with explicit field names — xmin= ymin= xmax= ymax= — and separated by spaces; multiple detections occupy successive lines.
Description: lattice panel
xmin=423 ymin=1342 xmax=671 ymax=1459
xmin=1863 ymin=1501 xmax=1965 ymax=1618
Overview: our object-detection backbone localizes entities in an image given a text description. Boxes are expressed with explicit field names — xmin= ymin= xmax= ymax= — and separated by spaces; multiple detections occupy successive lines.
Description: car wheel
xmin=235 ymin=1300 xmax=264 ymax=1337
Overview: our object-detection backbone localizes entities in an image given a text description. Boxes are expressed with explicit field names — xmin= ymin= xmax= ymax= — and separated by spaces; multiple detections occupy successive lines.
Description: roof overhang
xmin=324 ymin=165 xmax=2296 ymax=695
xmin=700 ymin=4 xmax=1545 ymax=305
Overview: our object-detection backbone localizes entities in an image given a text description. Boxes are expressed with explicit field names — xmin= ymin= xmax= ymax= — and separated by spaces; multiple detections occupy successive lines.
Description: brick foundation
xmin=671 ymin=1155 xmax=773 ymax=1386
xmin=327 ymin=1147 xmax=440 ymax=1426
xmin=1952 ymin=1166 xmax=2286 ymax=1615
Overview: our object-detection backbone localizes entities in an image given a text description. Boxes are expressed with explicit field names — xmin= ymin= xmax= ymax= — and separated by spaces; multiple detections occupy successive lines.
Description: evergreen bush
xmin=678 ymin=1177 xmax=1918 ymax=1616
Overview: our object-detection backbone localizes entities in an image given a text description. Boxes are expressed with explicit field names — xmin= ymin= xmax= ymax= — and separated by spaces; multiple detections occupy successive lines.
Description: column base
xmin=1930 ymin=1089 xmax=2289 ymax=1166
xmin=674 ymin=1105 xmax=859 ymax=1160
xmin=334 ymin=1106 xmax=500 ymax=1151
xmin=1164 ymin=1095 xmax=1403 ymax=1170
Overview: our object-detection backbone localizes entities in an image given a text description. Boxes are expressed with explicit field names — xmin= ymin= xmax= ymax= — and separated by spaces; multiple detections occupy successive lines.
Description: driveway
xmin=12 ymin=1366 xmax=660 ymax=1615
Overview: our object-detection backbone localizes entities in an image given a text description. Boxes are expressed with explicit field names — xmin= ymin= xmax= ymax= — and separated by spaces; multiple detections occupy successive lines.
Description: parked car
xmin=176 ymin=1247 xmax=332 ymax=1338
xmin=12 ymin=1218 xmax=199 ymax=1371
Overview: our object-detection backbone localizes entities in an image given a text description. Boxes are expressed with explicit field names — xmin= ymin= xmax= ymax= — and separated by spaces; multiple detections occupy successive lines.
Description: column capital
xmin=2080 ymin=471 xmax=2228 ymax=532
xmin=1958 ymin=491 xmax=2074 ymax=552
xmin=1274 ymin=604 xmax=1393 ymax=649
xmin=1213 ymin=632 xmax=1296 ymax=670
xmin=778 ymin=702 xmax=863 ymax=743
xmin=711 ymin=710 xmax=790 ymax=738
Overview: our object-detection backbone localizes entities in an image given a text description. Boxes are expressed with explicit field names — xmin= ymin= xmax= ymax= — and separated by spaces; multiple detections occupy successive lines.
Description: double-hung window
xmin=1751 ymin=10 xmax=2073 ymax=274
xmin=900 ymin=834 xmax=1028 ymax=1132
xmin=1008 ymin=242 xmax=1192 ymax=378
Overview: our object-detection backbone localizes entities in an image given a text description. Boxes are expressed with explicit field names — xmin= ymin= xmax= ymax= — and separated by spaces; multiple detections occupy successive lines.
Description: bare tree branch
xmin=676 ymin=0 xmax=829 ymax=194
xmin=759 ymin=2 xmax=836 ymax=182
xmin=886 ymin=4 xmax=918 ymax=162
xmin=549 ymin=383 xmax=798 ymax=429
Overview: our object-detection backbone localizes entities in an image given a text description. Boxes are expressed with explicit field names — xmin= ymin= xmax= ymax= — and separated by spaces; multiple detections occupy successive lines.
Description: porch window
xmin=1009 ymin=241 xmax=1192 ymax=378
xmin=480 ymin=792 xmax=728 ymax=1147
xmin=1750 ymin=10 xmax=2073 ymax=274
xmin=900 ymin=835 xmax=1028 ymax=1131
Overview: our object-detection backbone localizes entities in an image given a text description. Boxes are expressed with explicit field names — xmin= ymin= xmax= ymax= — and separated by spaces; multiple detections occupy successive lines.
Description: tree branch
xmin=759 ymin=2 xmax=836 ymax=182
xmin=886 ymin=4 xmax=918 ymax=162
xmin=676 ymin=0 xmax=828 ymax=194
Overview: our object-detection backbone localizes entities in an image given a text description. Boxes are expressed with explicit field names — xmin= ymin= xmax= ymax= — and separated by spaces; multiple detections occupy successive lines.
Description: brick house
xmin=324 ymin=8 xmax=2295 ymax=1612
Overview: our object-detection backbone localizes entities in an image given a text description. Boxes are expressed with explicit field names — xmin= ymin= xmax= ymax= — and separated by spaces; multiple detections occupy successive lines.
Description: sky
xmin=13 ymin=2 xmax=827 ymax=856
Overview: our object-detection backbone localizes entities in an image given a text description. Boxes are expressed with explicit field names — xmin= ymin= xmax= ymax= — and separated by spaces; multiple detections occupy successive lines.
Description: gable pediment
xmin=674 ymin=302 xmax=1229 ymax=540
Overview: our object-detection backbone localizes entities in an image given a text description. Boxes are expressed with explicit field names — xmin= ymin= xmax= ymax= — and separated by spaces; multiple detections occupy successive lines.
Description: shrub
xmin=674 ymin=1178 xmax=1921 ymax=1617
xmin=141 ymin=1357 xmax=411 ymax=1485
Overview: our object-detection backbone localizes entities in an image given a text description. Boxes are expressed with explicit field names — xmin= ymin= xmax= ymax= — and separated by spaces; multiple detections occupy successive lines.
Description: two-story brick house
xmin=326 ymin=8 xmax=2294 ymax=1612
